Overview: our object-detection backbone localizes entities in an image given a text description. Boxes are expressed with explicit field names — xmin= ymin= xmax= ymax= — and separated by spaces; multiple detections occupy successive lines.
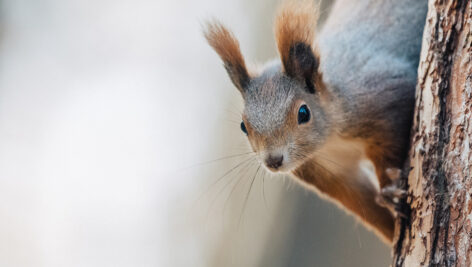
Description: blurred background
xmin=0 ymin=0 xmax=390 ymax=266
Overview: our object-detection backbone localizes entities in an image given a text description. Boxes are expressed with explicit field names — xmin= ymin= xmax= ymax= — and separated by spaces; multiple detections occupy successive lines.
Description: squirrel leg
xmin=294 ymin=160 xmax=395 ymax=243
xmin=365 ymin=145 xmax=408 ymax=217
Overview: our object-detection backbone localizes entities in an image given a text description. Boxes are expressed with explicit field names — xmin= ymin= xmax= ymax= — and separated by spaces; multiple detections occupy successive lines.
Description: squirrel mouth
xmin=265 ymin=165 xmax=282 ymax=172
xmin=263 ymin=161 xmax=294 ymax=173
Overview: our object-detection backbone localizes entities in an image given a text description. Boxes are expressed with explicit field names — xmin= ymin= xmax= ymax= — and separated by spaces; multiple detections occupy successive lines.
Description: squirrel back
xmin=318 ymin=0 xmax=427 ymax=170
xmin=319 ymin=0 xmax=426 ymax=94
xmin=317 ymin=0 xmax=427 ymax=103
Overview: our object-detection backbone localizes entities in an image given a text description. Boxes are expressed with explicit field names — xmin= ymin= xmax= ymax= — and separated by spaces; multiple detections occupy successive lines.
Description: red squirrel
xmin=203 ymin=0 xmax=426 ymax=243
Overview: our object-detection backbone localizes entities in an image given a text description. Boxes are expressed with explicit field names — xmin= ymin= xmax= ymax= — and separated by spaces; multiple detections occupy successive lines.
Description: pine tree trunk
xmin=392 ymin=0 xmax=472 ymax=266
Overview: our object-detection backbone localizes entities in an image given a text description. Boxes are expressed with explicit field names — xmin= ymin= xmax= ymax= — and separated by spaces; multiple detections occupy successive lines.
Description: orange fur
xmin=294 ymin=151 xmax=395 ymax=243
xmin=274 ymin=0 xmax=319 ymax=73
xmin=203 ymin=21 xmax=250 ymax=90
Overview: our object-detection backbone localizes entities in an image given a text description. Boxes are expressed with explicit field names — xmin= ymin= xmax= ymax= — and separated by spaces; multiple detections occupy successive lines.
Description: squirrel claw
xmin=376 ymin=183 xmax=407 ymax=218
xmin=381 ymin=184 xmax=407 ymax=201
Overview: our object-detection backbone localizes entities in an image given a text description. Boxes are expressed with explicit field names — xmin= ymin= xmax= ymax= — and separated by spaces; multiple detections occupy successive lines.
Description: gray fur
xmin=244 ymin=69 xmax=294 ymax=133
xmin=317 ymin=0 xmax=427 ymax=158
xmin=318 ymin=0 xmax=427 ymax=118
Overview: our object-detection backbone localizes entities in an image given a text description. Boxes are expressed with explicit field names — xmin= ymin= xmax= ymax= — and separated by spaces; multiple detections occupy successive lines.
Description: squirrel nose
xmin=265 ymin=155 xmax=283 ymax=169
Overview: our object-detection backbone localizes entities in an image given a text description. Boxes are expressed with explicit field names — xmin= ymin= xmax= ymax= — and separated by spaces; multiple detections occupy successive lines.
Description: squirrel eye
xmin=298 ymin=105 xmax=310 ymax=124
xmin=240 ymin=121 xmax=248 ymax=135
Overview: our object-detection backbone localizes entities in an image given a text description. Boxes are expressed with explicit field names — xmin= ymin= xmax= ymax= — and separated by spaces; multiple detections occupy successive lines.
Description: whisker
xmin=311 ymin=151 xmax=351 ymax=171
xmin=221 ymin=119 xmax=241 ymax=125
xmin=261 ymin=168 xmax=270 ymax=211
xmin=290 ymin=141 xmax=359 ymax=173
xmin=193 ymin=156 xmax=256 ymax=206
xmin=222 ymin=160 xmax=258 ymax=215
xmin=206 ymin=160 xmax=255 ymax=218
xmin=181 ymin=151 xmax=255 ymax=171
xmin=227 ymin=102 xmax=243 ymax=116
xmin=224 ymin=108 xmax=242 ymax=118
xmin=202 ymin=159 xmax=255 ymax=226
xmin=237 ymin=163 xmax=261 ymax=229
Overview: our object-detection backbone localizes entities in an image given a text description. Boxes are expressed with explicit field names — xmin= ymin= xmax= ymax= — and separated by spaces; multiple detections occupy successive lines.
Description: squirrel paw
xmin=376 ymin=179 xmax=407 ymax=218
xmin=385 ymin=168 xmax=402 ymax=181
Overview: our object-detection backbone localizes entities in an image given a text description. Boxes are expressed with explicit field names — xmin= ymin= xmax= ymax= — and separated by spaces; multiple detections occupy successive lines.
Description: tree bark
xmin=392 ymin=0 xmax=472 ymax=266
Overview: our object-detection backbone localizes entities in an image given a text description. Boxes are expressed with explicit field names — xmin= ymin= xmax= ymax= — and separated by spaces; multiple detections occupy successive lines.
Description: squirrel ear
xmin=203 ymin=21 xmax=251 ymax=93
xmin=275 ymin=0 xmax=320 ymax=93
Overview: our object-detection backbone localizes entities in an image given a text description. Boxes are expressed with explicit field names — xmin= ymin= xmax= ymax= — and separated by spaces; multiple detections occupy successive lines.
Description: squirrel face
xmin=240 ymin=68 xmax=329 ymax=172
xmin=204 ymin=0 xmax=326 ymax=172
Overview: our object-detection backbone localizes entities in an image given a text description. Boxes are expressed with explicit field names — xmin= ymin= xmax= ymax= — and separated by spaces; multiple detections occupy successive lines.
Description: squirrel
xmin=203 ymin=0 xmax=427 ymax=243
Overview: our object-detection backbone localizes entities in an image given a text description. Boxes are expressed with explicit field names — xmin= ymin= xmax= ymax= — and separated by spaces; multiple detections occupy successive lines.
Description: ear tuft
xmin=203 ymin=20 xmax=250 ymax=92
xmin=275 ymin=0 xmax=320 ymax=91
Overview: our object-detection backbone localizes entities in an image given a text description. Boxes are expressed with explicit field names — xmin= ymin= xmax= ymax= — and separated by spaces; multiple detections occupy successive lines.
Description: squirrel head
xmin=204 ymin=1 xmax=332 ymax=173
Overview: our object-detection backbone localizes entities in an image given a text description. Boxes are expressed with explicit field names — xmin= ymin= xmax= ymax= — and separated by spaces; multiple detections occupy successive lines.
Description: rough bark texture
xmin=392 ymin=0 xmax=472 ymax=266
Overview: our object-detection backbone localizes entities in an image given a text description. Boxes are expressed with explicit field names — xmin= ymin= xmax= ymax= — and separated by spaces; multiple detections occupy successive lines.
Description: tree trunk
xmin=392 ymin=0 xmax=472 ymax=266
